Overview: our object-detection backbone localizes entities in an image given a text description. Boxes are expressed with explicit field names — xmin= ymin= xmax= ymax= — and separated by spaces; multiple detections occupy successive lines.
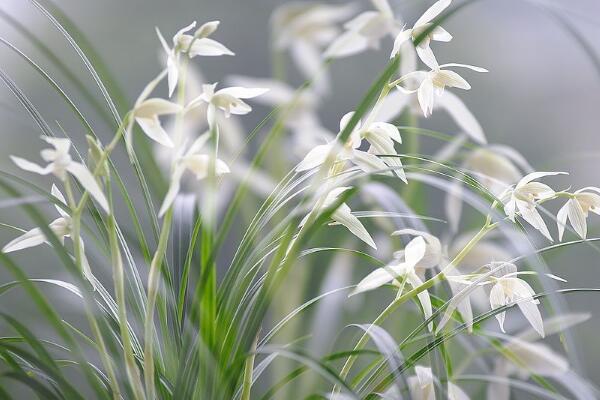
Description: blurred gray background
xmin=1 ymin=0 xmax=600 ymax=390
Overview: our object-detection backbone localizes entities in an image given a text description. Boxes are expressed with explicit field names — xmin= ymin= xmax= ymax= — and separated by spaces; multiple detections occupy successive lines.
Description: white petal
xmin=51 ymin=184 xmax=69 ymax=218
xmin=332 ymin=204 xmax=377 ymax=249
xmin=218 ymin=86 xmax=269 ymax=99
xmin=503 ymin=197 xmax=517 ymax=222
xmin=414 ymin=0 xmax=452 ymax=27
xmin=374 ymin=90 xmax=410 ymax=122
xmin=296 ymin=144 xmax=332 ymax=171
xmin=390 ymin=29 xmax=412 ymax=58
xmin=188 ymin=37 xmax=234 ymax=57
xmin=416 ymin=44 xmax=439 ymax=70
xmin=351 ymin=263 xmax=406 ymax=296
xmin=351 ymin=150 xmax=393 ymax=176
xmin=436 ymin=70 xmax=470 ymax=90
xmin=567 ymin=198 xmax=587 ymax=239
xmin=290 ymin=40 xmax=328 ymax=94
xmin=42 ymin=136 xmax=71 ymax=154
xmin=195 ymin=20 xmax=220 ymax=38
xmin=505 ymin=339 xmax=568 ymax=376
xmin=2 ymin=227 xmax=46 ymax=253
xmin=434 ymin=91 xmax=486 ymax=144
xmin=167 ymin=53 xmax=179 ymax=98
xmin=556 ymin=201 xmax=569 ymax=241
xmin=135 ymin=98 xmax=182 ymax=118
xmin=517 ymin=298 xmax=545 ymax=338
xmin=431 ymin=26 xmax=452 ymax=42
xmin=324 ymin=30 xmax=369 ymax=58
xmin=155 ymin=27 xmax=171 ymax=54
xmin=372 ymin=0 xmax=393 ymax=16
xmin=439 ymin=63 xmax=488 ymax=73
xmin=10 ymin=156 xmax=51 ymax=175
xmin=368 ymin=122 xmax=402 ymax=143
xmin=516 ymin=171 xmax=567 ymax=187
xmin=517 ymin=201 xmax=553 ymax=242
xmin=158 ymin=165 xmax=184 ymax=217
xmin=66 ymin=163 xmax=109 ymax=213
xmin=136 ymin=117 xmax=175 ymax=148
xmin=448 ymin=382 xmax=470 ymax=400
xmin=404 ymin=236 xmax=427 ymax=266
xmin=417 ymin=79 xmax=434 ymax=117
xmin=407 ymin=271 xmax=433 ymax=330
xmin=490 ymin=283 xmax=507 ymax=332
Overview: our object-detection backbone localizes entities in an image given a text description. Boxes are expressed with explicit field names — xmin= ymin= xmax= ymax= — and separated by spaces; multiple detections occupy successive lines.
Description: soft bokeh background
xmin=1 ymin=0 xmax=600 ymax=395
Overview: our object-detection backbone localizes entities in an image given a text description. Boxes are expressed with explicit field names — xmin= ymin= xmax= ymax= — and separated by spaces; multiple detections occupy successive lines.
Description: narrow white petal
xmin=51 ymin=184 xmax=69 ymax=218
xmin=167 ymin=53 xmax=179 ymax=98
xmin=351 ymin=150 xmax=393 ymax=176
xmin=188 ymin=38 xmax=235 ymax=57
xmin=2 ymin=227 xmax=46 ymax=253
xmin=431 ymin=26 xmax=452 ymax=42
xmin=158 ymin=166 xmax=184 ymax=217
xmin=417 ymin=79 xmax=434 ymax=117
xmin=351 ymin=264 xmax=405 ymax=296
xmin=567 ymin=198 xmax=587 ymax=239
xmin=404 ymin=236 xmax=427 ymax=266
xmin=439 ymin=63 xmax=488 ymax=72
xmin=517 ymin=201 xmax=552 ymax=241
xmin=66 ymin=163 xmax=109 ymax=213
xmin=556 ymin=201 xmax=569 ymax=241
xmin=390 ymin=29 xmax=412 ymax=58
xmin=416 ymin=44 xmax=439 ymax=70
xmin=10 ymin=156 xmax=51 ymax=175
xmin=296 ymin=144 xmax=332 ymax=171
xmin=490 ymin=283 xmax=507 ymax=332
xmin=434 ymin=91 xmax=486 ymax=144
xmin=437 ymin=70 xmax=470 ymax=90
xmin=136 ymin=117 xmax=175 ymax=148
xmin=218 ymin=86 xmax=270 ymax=99
xmin=414 ymin=0 xmax=452 ymax=27
xmin=324 ymin=31 xmax=369 ymax=58
xmin=332 ymin=205 xmax=377 ymax=249
xmin=135 ymin=98 xmax=182 ymax=117
xmin=517 ymin=298 xmax=545 ymax=338
xmin=505 ymin=339 xmax=568 ymax=376
xmin=407 ymin=271 xmax=433 ymax=330
xmin=517 ymin=171 xmax=567 ymax=187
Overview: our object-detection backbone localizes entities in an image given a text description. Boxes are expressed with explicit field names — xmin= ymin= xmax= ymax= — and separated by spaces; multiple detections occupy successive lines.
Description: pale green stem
xmin=241 ymin=332 xmax=259 ymax=400
xmin=64 ymin=179 xmax=121 ymax=399
xmin=143 ymin=209 xmax=173 ymax=400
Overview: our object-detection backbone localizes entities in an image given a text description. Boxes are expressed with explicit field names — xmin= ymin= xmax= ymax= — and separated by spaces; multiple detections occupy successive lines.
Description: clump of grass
xmin=0 ymin=1 xmax=599 ymax=399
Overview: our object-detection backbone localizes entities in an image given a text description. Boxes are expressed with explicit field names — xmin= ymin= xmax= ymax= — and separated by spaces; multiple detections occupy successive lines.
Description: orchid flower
xmin=304 ymin=186 xmax=377 ymax=249
xmin=156 ymin=21 xmax=234 ymax=97
xmin=407 ymin=366 xmax=470 ymax=400
xmin=271 ymin=2 xmax=356 ymax=92
xmin=295 ymin=112 xmax=407 ymax=181
xmin=158 ymin=133 xmax=230 ymax=217
xmin=132 ymin=97 xmax=182 ymax=148
xmin=557 ymin=187 xmax=600 ymax=240
xmin=188 ymin=84 xmax=269 ymax=128
xmin=396 ymin=63 xmax=487 ymax=117
xmin=352 ymin=233 xmax=438 ymax=328
xmin=10 ymin=137 xmax=108 ymax=213
xmin=324 ymin=0 xmax=401 ymax=58
xmin=500 ymin=171 xmax=566 ymax=241
xmin=391 ymin=0 xmax=453 ymax=68
xmin=486 ymin=263 xmax=545 ymax=337
xmin=2 ymin=185 xmax=97 ymax=287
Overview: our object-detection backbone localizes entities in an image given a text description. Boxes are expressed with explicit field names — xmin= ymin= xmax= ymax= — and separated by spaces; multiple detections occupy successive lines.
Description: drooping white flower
xmin=305 ymin=186 xmax=377 ymax=249
xmin=10 ymin=137 xmax=109 ymax=212
xmin=556 ymin=187 xmax=600 ymax=240
xmin=271 ymin=2 xmax=356 ymax=92
xmin=324 ymin=0 xmax=401 ymax=58
xmin=407 ymin=366 xmax=470 ymax=400
xmin=156 ymin=21 xmax=234 ymax=97
xmin=188 ymin=84 xmax=269 ymax=128
xmin=396 ymin=63 xmax=487 ymax=117
xmin=158 ymin=134 xmax=230 ymax=217
xmin=132 ymin=97 xmax=183 ymax=148
xmin=500 ymin=171 xmax=566 ymax=242
xmin=486 ymin=263 xmax=545 ymax=337
xmin=390 ymin=0 xmax=453 ymax=68
xmin=295 ymin=112 xmax=406 ymax=181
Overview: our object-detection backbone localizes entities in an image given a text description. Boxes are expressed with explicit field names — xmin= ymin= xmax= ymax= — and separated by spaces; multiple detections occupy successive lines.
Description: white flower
xmin=10 ymin=137 xmax=109 ymax=213
xmin=156 ymin=21 xmax=234 ymax=97
xmin=324 ymin=0 xmax=401 ymax=58
xmin=305 ymin=186 xmax=377 ymax=249
xmin=352 ymin=232 xmax=438 ymax=328
xmin=132 ymin=98 xmax=183 ymax=148
xmin=465 ymin=148 xmax=522 ymax=196
xmin=396 ymin=63 xmax=487 ymax=117
xmin=271 ymin=2 xmax=356 ymax=91
xmin=158 ymin=134 xmax=230 ymax=217
xmin=188 ymin=84 xmax=269 ymax=128
xmin=390 ymin=0 xmax=453 ymax=68
xmin=408 ymin=366 xmax=470 ymax=400
xmin=486 ymin=263 xmax=544 ymax=337
xmin=501 ymin=171 xmax=566 ymax=242
xmin=556 ymin=187 xmax=600 ymax=240
xmin=295 ymin=112 xmax=406 ymax=182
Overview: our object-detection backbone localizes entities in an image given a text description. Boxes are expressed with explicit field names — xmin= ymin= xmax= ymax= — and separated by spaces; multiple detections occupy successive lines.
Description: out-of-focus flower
xmin=396 ymin=63 xmax=487 ymax=117
xmin=271 ymin=2 xmax=356 ymax=91
xmin=408 ymin=366 xmax=470 ymax=400
xmin=556 ymin=187 xmax=600 ymax=240
xmin=465 ymin=148 xmax=522 ymax=196
xmin=324 ymin=0 xmax=401 ymax=58
xmin=486 ymin=263 xmax=544 ymax=337
xmin=158 ymin=134 xmax=230 ymax=217
xmin=390 ymin=0 xmax=453 ymax=68
xmin=188 ymin=84 xmax=269 ymax=128
xmin=10 ymin=137 xmax=108 ymax=212
xmin=156 ymin=21 xmax=234 ymax=97
xmin=304 ymin=186 xmax=377 ymax=249
xmin=501 ymin=172 xmax=566 ymax=242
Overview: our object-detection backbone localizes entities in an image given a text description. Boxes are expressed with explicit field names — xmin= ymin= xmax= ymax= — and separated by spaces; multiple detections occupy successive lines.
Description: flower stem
xmin=144 ymin=208 xmax=173 ymax=400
